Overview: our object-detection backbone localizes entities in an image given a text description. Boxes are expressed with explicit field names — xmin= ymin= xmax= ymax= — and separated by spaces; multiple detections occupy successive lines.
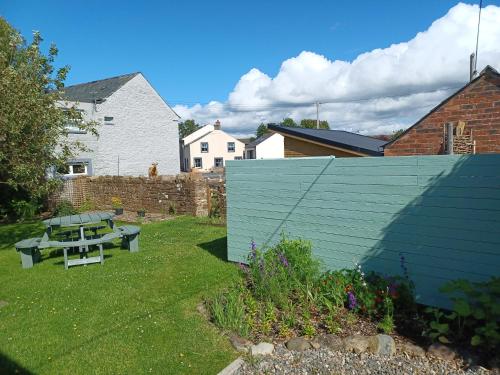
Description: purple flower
xmin=251 ymin=240 xmax=257 ymax=251
xmin=399 ymin=252 xmax=409 ymax=279
xmin=249 ymin=240 xmax=257 ymax=260
xmin=347 ymin=291 xmax=357 ymax=310
xmin=278 ymin=252 xmax=289 ymax=267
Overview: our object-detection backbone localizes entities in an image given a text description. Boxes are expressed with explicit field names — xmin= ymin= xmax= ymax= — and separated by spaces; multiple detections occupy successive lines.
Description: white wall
xmin=256 ymin=133 xmax=284 ymax=159
xmin=187 ymin=129 xmax=244 ymax=170
xmin=67 ymin=74 xmax=180 ymax=176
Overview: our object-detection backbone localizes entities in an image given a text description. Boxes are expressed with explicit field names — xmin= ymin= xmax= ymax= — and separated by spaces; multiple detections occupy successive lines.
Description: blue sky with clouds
xmin=2 ymin=1 xmax=500 ymax=135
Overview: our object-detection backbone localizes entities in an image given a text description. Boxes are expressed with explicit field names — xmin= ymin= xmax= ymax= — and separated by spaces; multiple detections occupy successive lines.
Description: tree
xmin=390 ymin=129 xmax=405 ymax=141
xmin=178 ymin=119 xmax=200 ymax=139
xmin=299 ymin=119 xmax=330 ymax=129
xmin=255 ymin=123 xmax=270 ymax=138
xmin=280 ymin=117 xmax=297 ymax=127
xmin=0 ymin=18 xmax=97 ymax=215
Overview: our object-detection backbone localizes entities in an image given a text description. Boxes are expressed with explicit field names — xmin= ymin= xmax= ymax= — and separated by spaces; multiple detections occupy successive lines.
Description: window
xmin=104 ymin=116 xmax=114 ymax=125
xmin=246 ymin=150 xmax=255 ymax=159
xmin=201 ymin=142 xmax=209 ymax=153
xmin=234 ymin=156 xmax=243 ymax=160
xmin=57 ymin=162 xmax=89 ymax=176
xmin=214 ymin=157 xmax=224 ymax=167
xmin=227 ymin=142 xmax=235 ymax=152
xmin=64 ymin=109 xmax=86 ymax=134
xmin=194 ymin=158 xmax=202 ymax=168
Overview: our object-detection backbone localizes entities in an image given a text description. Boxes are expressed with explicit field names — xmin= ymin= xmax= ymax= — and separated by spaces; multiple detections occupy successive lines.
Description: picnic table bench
xmin=14 ymin=212 xmax=141 ymax=269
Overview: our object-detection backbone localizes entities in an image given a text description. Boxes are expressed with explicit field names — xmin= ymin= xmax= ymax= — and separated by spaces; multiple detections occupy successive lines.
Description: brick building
xmin=384 ymin=66 xmax=500 ymax=156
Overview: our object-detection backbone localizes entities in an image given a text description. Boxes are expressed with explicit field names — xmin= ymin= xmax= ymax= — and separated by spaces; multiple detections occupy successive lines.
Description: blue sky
xmin=2 ymin=1 xmax=499 ymax=135
xmin=1 ymin=0 xmax=492 ymax=104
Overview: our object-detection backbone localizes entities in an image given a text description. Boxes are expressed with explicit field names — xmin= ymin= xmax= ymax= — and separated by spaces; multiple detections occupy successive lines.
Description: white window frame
xmin=200 ymin=142 xmax=209 ymax=153
xmin=227 ymin=142 xmax=235 ymax=152
xmin=65 ymin=162 xmax=88 ymax=176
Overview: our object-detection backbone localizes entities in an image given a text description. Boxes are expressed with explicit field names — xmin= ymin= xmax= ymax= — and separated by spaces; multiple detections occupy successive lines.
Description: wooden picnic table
xmin=15 ymin=211 xmax=141 ymax=269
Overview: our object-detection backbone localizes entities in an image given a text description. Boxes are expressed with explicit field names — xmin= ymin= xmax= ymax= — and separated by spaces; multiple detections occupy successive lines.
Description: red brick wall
xmin=384 ymin=72 xmax=500 ymax=156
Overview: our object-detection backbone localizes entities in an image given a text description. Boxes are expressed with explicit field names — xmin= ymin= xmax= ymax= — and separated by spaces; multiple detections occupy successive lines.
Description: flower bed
xmin=207 ymin=236 xmax=499 ymax=369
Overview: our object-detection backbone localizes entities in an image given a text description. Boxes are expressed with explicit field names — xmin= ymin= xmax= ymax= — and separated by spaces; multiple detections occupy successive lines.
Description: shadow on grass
xmin=0 ymin=222 xmax=43 ymax=251
xmin=198 ymin=236 xmax=228 ymax=261
xmin=0 ymin=351 xmax=34 ymax=375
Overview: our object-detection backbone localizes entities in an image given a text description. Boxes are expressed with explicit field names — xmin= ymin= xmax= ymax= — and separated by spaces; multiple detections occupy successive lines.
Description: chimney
xmin=214 ymin=120 xmax=221 ymax=130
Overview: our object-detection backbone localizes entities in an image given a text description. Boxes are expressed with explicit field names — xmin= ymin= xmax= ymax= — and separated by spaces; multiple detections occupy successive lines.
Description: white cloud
xmin=174 ymin=3 xmax=500 ymax=136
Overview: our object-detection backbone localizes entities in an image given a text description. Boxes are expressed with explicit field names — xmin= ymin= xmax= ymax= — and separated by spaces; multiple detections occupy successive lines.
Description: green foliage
xmin=111 ymin=197 xmax=122 ymax=209
xmin=53 ymin=200 xmax=76 ymax=217
xmin=77 ymin=199 xmax=95 ymax=213
xmin=377 ymin=314 xmax=395 ymax=334
xmin=390 ymin=129 xmax=405 ymax=140
xmin=178 ymin=119 xmax=200 ymax=139
xmin=256 ymin=123 xmax=270 ymax=138
xmin=318 ymin=267 xmax=414 ymax=320
xmin=247 ymin=236 xmax=321 ymax=309
xmin=299 ymin=119 xmax=330 ymax=129
xmin=437 ymin=278 xmax=500 ymax=349
xmin=0 ymin=18 xmax=97 ymax=214
xmin=10 ymin=199 xmax=40 ymax=221
xmin=168 ymin=202 xmax=177 ymax=215
xmin=209 ymin=284 xmax=249 ymax=337
xmin=280 ymin=118 xmax=297 ymax=127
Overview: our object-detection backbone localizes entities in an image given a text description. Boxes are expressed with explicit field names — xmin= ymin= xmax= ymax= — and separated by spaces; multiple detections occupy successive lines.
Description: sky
xmin=2 ymin=0 xmax=500 ymax=136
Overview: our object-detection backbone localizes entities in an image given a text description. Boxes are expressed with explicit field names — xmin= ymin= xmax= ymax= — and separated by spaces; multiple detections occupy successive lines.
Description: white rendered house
xmin=244 ymin=133 xmax=284 ymax=159
xmin=180 ymin=121 xmax=245 ymax=171
xmin=58 ymin=72 xmax=180 ymax=177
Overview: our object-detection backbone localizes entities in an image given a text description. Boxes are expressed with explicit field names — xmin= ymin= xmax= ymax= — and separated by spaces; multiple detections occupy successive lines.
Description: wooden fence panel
xmin=226 ymin=155 xmax=500 ymax=308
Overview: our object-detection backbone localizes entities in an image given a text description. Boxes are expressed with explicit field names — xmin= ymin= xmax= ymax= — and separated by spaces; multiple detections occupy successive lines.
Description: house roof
xmin=384 ymin=65 xmax=500 ymax=148
xmin=182 ymin=124 xmax=215 ymax=145
xmin=246 ymin=133 xmax=274 ymax=148
xmin=268 ymin=125 xmax=386 ymax=156
xmin=61 ymin=72 xmax=140 ymax=102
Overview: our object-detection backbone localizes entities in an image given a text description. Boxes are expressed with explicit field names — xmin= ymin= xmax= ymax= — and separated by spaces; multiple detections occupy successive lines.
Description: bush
xmin=11 ymin=199 xmax=40 ymax=221
xmin=424 ymin=277 xmax=500 ymax=350
xmin=318 ymin=267 xmax=414 ymax=319
xmin=247 ymin=236 xmax=321 ymax=309
xmin=53 ymin=200 xmax=76 ymax=216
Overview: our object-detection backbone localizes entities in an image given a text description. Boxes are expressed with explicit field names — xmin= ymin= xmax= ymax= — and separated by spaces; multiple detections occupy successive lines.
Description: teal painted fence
xmin=226 ymin=155 xmax=500 ymax=308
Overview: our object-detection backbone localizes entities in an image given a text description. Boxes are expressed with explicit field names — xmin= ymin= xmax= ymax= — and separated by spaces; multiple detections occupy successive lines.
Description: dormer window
xmin=201 ymin=142 xmax=209 ymax=153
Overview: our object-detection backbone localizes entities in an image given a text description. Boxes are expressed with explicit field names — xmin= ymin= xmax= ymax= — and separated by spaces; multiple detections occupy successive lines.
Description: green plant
xmin=111 ymin=197 xmax=122 ymax=209
xmin=247 ymin=236 xmax=321 ymax=309
xmin=77 ymin=199 xmax=95 ymax=213
xmin=209 ymin=285 xmax=249 ymax=337
xmin=423 ymin=307 xmax=453 ymax=344
xmin=302 ymin=319 xmax=316 ymax=337
xmin=377 ymin=313 xmax=395 ymax=334
xmin=168 ymin=202 xmax=177 ymax=215
xmin=11 ymin=199 xmax=39 ymax=221
xmin=53 ymin=200 xmax=76 ymax=217
xmin=440 ymin=278 xmax=500 ymax=349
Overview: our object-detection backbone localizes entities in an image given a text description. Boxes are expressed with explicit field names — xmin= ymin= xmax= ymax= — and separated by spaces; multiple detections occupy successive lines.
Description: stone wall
xmin=49 ymin=174 xmax=226 ymax=217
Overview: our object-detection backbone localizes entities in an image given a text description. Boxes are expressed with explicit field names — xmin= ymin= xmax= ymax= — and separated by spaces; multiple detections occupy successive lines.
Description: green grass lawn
xmin=0 ymin=216 xmax=241 ymax=375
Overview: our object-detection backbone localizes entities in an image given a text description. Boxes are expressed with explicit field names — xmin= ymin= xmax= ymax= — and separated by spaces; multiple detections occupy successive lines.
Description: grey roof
xmin=268 ymin=125 xmax=387 ymax=156
xmin=61 ymin=72 xmax=140 ymax=102
xmin=246 ymin=133 xmax=274 ymax=148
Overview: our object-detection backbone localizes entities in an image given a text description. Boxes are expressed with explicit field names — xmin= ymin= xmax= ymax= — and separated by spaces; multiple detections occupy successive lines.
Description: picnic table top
xmin=43 ymin=212 xmax=115 ymax=228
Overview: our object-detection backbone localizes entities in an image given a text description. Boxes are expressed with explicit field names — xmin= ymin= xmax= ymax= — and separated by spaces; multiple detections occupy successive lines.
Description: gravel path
xmin=236 ymin=345 xmax=490 ymax=375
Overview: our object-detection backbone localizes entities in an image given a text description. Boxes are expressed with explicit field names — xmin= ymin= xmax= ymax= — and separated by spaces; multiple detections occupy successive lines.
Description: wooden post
xmin=446 ymin=122 xmax=454 ymax=155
